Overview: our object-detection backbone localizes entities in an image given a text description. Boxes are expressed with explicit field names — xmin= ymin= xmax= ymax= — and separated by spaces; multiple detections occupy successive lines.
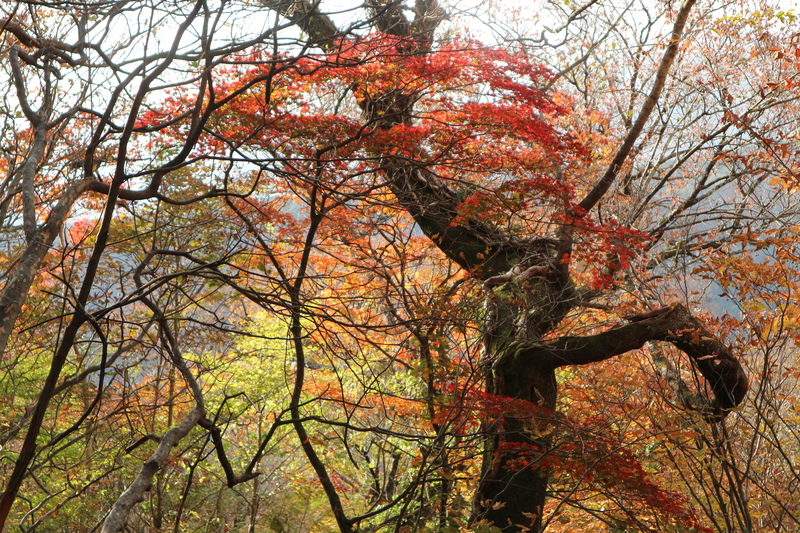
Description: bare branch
xmin=577 ymin=0 xmax=697 ymax=214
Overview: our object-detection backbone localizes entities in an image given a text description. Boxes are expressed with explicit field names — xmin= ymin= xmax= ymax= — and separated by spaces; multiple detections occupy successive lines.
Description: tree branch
xmin=519 ymin=304 xmax=748 ymax=414
xmin=382 ymin=163 xmax=525 ymax=275
xmin=261 ymin=0 xmax=340 ymax=49
xmin=0 ymin=18 xmax=82 ymax=66
xmin=556 ymin=0 xmax=697 ymax=273
xmin=366 ymin=0 xmax=411 ymax=36
xmin=576 ymin=0 xmax=697 ymax=213
xmin=100 ymin=408 xmax=204 ymax=533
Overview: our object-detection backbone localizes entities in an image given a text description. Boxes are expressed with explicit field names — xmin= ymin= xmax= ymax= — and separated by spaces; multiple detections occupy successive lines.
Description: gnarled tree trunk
xmin=242 ymin=2 xmax=750 ymax=531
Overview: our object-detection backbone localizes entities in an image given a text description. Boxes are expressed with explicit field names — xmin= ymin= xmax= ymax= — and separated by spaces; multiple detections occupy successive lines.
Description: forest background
xmin=0 ymin=0 xmax=799 ymax=532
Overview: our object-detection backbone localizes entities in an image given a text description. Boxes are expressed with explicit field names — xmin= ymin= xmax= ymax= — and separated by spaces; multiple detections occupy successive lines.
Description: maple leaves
xmin=139 ymin=33 xmax=587 ymax=211
xmin=4 ymin=0 xmax=800 ymax=531
xmin=140 ymin=29 xmax=658 ymax=292
xmin=694 ymin=225 xmax=800 ymax=345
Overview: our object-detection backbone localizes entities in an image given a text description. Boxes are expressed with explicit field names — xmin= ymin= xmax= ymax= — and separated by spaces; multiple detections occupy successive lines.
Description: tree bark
xmin=101 ymin=409 xmax=204 ymax=533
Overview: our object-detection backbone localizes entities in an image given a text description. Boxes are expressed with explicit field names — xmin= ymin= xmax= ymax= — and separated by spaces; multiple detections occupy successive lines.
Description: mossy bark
xmin=472 ymin=261 xmax=571 ymax=532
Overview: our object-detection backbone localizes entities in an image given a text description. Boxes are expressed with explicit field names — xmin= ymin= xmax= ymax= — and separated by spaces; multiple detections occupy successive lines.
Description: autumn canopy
xmin=0 ymin=1 xmax=798 ymax=532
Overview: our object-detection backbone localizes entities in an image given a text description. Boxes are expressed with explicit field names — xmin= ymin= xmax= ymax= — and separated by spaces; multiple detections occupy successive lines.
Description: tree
xmin=0 ymin=0 xmax=797 ymax=532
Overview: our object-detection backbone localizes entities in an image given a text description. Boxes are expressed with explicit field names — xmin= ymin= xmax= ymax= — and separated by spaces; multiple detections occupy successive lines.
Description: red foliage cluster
xmin=134 ymin=33 xmax=653 ymax=295
xmin=440 ymin=383 xmax=709 ymax=531
xmin=135 ymin=33 xmax=589 ymax=224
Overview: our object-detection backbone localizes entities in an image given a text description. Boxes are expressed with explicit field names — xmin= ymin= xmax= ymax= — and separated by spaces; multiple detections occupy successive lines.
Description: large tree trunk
xmin=475 ymin=364 xmax=557 ymax=532
xmin=471 ymin=256 xmax=573 ymax=532
xmin=472 ymin=291 xmax=750 ymax=532
xmin=259 ymin=2 xmax=749 ymax=532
